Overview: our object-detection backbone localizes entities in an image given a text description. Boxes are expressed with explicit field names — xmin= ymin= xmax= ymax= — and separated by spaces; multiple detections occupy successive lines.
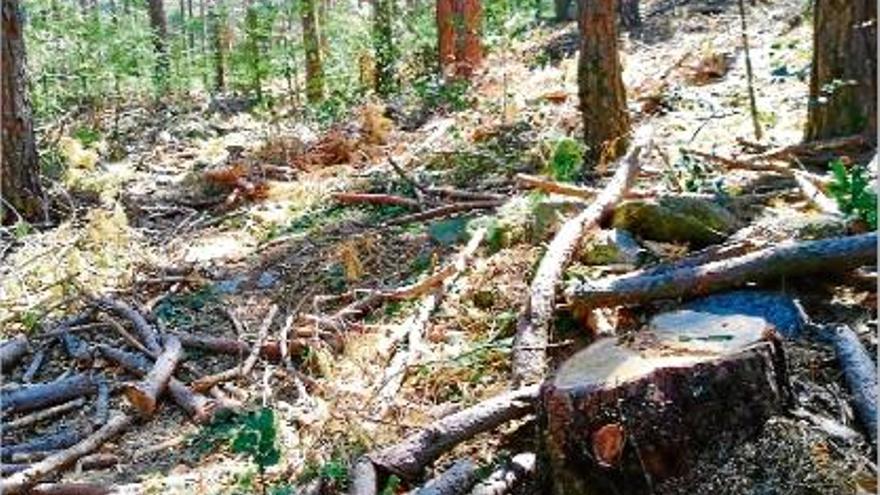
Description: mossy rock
xmin=613 ymin=196 xmax=738 ymax=247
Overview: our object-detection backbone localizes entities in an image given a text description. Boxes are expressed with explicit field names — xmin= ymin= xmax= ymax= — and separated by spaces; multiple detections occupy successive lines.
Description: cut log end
xmin=123 ymin=384 xmax=158 ymax=416
xmin=544 ymin=311 xmax=789 ymax=495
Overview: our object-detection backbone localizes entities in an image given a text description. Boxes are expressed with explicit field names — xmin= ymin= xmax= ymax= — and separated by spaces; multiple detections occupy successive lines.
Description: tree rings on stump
xmin=543 ymin=309 xmax=790 ymax=495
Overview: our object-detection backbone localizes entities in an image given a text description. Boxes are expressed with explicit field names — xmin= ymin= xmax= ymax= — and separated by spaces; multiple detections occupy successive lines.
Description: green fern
xmin=827 ymin=159 xmax=877 ymax=229
xmin=548 ymin=138 xmax=584 ymax=183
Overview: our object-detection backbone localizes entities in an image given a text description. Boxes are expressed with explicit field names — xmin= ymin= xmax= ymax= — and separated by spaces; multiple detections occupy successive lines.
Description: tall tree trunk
xmin=577 ymin=0 xmax=630 ymax=167
xmin=302 ymin=0 xmax=324 ymax=102
xmin=147 ymin=0 xmax=170 ymax=87
xmin=554 ymin=0 xmax=574 ymax=21
xmin=187 ymin=0 xmax=194 ymax=49
xmin=805 ymin=0 xmax=877 ymax=144
xmin=456 ymin=0 xmax=482 ymax=78
xmin=210 ymin=1 xmax=225 ymax=92
xmin=1 ymin=0 xmax=45 ymax=224
xmin=373 ymin=0 xmax=395 ymax=95
xmin=437 ymin=0 xmax=455 ymax=75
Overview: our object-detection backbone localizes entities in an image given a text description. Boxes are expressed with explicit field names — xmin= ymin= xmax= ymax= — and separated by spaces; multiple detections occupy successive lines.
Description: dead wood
xmin=746 ymin=134 xmax=868 ymax=164
xmin=1 ymin=374 xmax=99 ymax=415
xmin=22 ymin=350 xmax=46 ymax=383
xmin=75 ymin=453 xmax=119 ymax=471
xmin=58 ymin=333 xmax=91 ymax=364
xmin=348 ymin=457 xmax=378 ymax=495
xmin=332 ymin=192 xmax=422 ymax=209
xmin=175 ymin=332 xmax=282 ymax=361
xmin=3 ymin=398 xmax=87 ymax=432
xmin=469 ymin=452 xmax=536 ymax=495
xmin=628 ymin=240 xmax=758 ymax=279
xmin=123 ymin=335 xmax=182 ymax=416
xmin=415 ymin=459 xmax=479 ymax=495
xmin=512 ymin=134 xmax=649 ymax=386
xmin=824 ymin=324 xmax=877 ymax=447
xmin=27 ymin=483 xmax=113 ymax=495
xmin=369 ymin=385 xmax=540 ymax=480
xmin=1 ymin=430 xmax=83 ymax=461
xmin=515 ymin=173 xmax=597 ymax=200
xmin=94 ymin=378 xmax=110 ymax=425
xmin=384 ymin=201 xmax=503 ymax=226
xmin=425 ymin=186 xmax=505 ymax=202
xmin=0 ymin=335 xmax=29 ymax=373
xmin=191 ymin=305 xmax=278 ymax=393
xmin=793 ymin=170 xmax=840 ymax=215
xmin=0 ymin=413 xmax=132 ymax=494
xmin=682 ymin=148 xmax=793 ymax=174
xmin=567 ymin=232 xmax=876 ymax=308
xmin=94 ymin=297 xmax=162 ymax=354
xmin=97 ymin=344 xmax=214 ymax=422
xmin=101 ymin=314 xmax=158 ymax=358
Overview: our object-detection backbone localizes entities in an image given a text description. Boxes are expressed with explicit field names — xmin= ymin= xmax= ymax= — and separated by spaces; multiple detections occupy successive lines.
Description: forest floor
xmin=1 ymin=0 xmax=877 ymax=493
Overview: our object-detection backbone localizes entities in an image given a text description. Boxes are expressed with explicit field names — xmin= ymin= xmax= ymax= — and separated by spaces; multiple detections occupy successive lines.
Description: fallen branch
xmin=682 ymin=148 xmax=793 ymax=174
xmin=3 ymin=398 xmax=87 ymax=432
xmin=415 ymin=459 xmax=479 ymax=495
xmin=191 ymin=305 xmax=279 ymax=393
xmin=469 ymin=452 xmax=536 ymax=495
xmin=94 ymin=297 xmax=162 ymax=353
xmin=568 ymin=233 xmax=877 ymax=308
xmin=0 ymin=335 xmax=29 ymax=373
xmin=824 ymin=324 xmax=877 ymax=447
xmin=332 ymin=192 xmax=422 ymax=209
xmin=0 ymin=413 xmax=132 ymax=494
xmin=384 ymin=201 xmax=503 ymax=226
xmin=123 ymin=335 xmax=182 ymax=416
xmin=793 ymin=170 xmax=840 ymax=215
xmin=26 ymin=483 xmax=113 ymax=495
xmin=369 ymin=385 xmax=540 ymax=480
xmin=425 ymin=187 xmax=505 ymax=202
xmin=22 ymin=350 xmax=46 ymax=383
xmin=512 ymin=133 xmax=649 ymax=385
xmin=175 ymin=333 xmax=283 ymax=361
xmin=515 ymin=173 xmax=597 ymax=200
xmin=1 ymin=374 xmax=99 ymax=415
xmin=1 ymin=430 xmax=83 ymax=461
xmin=746 ymin=134 xmax=868 ymax=164
xmin=97 ymin=344 xmax=214 ymax=422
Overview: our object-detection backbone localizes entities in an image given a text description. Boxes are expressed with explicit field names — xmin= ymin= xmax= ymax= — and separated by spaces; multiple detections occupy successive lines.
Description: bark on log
xmin=1 ymin=374 xmax=98 ymax=415
xmin=469 ymin=452 xmax=536 ymax=495
xmin=0 ymin=335 xmax=28 ymax=373
xmin=0 ymin=429 xmax=82 ymax=460
xmin=94 ymin=297 xmax=162 ymax=353
xmin=175 ymin=333 xmax=283 ymax=361
xmin=27 ymin=483 xmax=113 ymax=495
xmin=567 ymin=232 xmax=876 ymax=309
xmin=415 ymin=459 xmax=479 ymax=495
xmin=370 ymin=385 xmax=539 ymax=480
xmin=793 ymin=170 xmax=840 ymax=215
xmin=513 ymin=136 xmax=648 ymax=386
xmin=123 ymin=335 xmax=182 ymax=416
xmin=0 ymin=413 xmax=132 ymax=494
xmin=3 ymin=398 xmax=87 ymax=432
xmin=544 ymin=317 xmax=789 ymax=495
xmin=825 ymin=324 xmax=877 ymax=447
xmin=96 ymin=344 xmax=214 ymax=422
xmin=22 ymin=349 xmax=46 ymax=382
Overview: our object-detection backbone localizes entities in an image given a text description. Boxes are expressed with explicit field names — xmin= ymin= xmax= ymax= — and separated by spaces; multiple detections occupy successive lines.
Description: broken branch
xmin=123 ymin=335 xmax=182 ymax=416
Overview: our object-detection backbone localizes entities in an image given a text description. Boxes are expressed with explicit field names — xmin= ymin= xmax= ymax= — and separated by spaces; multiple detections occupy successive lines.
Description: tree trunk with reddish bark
xmin=805 ymin=0 xmax=877 ymax=144
xmin=578 ymin=0 xmax=631 ymax=167
xmin=456 ymin=0 xmax=482 ymax=78
xmin=437 ymin=0 xmax=455 ymax=74
xmin=1 ymin=0 xmax=45 ymax=224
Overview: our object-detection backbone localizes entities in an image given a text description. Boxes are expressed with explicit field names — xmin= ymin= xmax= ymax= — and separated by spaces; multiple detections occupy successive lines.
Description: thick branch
xmin=1 ymin=374 xmax=98 ymax=415
xmin=95 ymin=297 xmax=162 ymax=353
xmin=512 ymin=136 xmax=648 ymax=386
xmin=0 ymin=335 xmax=29 ymax=373
xmin=3 ymin=398 xmax=87 ymax=432
xmin=415 ymin=459 xmax=479 ymax=495
xmin=825 ymin=324 xmax=877 ymax=447
xmin=568 ymin=233 xmax=877 ymax=308
xmin=123 ymin=335 xmax=182 ymax=416
xmin=332 ymin=192 xmax=421 ymax=209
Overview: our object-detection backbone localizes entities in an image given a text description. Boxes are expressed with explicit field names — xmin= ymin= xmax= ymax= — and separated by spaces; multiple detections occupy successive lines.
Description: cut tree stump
xmin=543 ymin=310 xmax=790 ymax=495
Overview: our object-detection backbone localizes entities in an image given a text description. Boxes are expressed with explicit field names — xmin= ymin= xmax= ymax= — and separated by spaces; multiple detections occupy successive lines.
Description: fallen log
xmin=191 ymin=305 xmax=278 ymax=393
xmin=3 ymin=398 xmax=87 ymax=432
xmin=1 ymin=374 xmax=98 ymax=415
xmin=425 ymin=187 xmax=505 ymax=202
xmin=332 ymin=192 xmax=422 ymax=209
xmin=94 ymin=297 xmax=162 ymax=353
xmin=568 ymin=232 xmax=877 ymax=309
xmin=94 ymin=378 xmax=110 ymax=425
xmin=824 ymin=324 xmax=877 ymax=447
xmin=27 ymin=483 xmax=113 ymax=495
xmin=469 ymin=452 xmax=536 ymax=495
xmin=385 ymin=201 xmax=503 ymax=226
xmin=123 ymin=335 xmax=182 ymax=416
xmin=175 ymin=333 xmax=283 ymax=361
xmin=0 ymin=430 xmax=83 ymax=461
xmin=97 ymin=344 xmax=214 ymax=422
xmin=544 ymin=312 xmax=789 ymax=495
xmin=746 ymin=134 xmax=868 ymax=164
xmin=76 ymin=453 xmax=120 ymax=471
xmin=415 ymin=459 xmax=479 ymax=495
xmin=58 ymin=333 xmax=92 ymax=364
xmin=0 ymin=413 xmax=132 ymax=494
xmin=793 ymin=170 xmax=840 ymax=215
xmin=369 ymin=385 xmax=540 ymax=480
xmin=515 ymin=173 xmax=597 ymax=200
xmin=22 ymin=349 xmax=46 ymax=383
xmin=512 ymin=133 xmax=649 ymax=385
xmin=0 ymin=335 xmax=29 ymax=373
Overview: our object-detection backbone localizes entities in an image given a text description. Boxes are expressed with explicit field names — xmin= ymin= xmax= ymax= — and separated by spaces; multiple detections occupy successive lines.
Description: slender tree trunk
xmin=437 ymin=0 xmax=455 ymax=75
xmin=187 ymin=0 xmax=194 ymax=49
xmin=210 ymin=1 xmax=225 ymax=92
xmin=147 ymin=0 xmax=170 ymax=88
xmin=456 ymin=0 xmax=482 ymax=78
xmin=577 ymin=0 xmax=630 ymax=167
xmin=805 ymin=0 xmax=877 ymax=144
xmin=373 ymin=0 xmax=395 ymax=95
xmin=1 ymin=0 xmax=45 ymax=224
xmin=302 ymin=0 xmax=324 ymax=102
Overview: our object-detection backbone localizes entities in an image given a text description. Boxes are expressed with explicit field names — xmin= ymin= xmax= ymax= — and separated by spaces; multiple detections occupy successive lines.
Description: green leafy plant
xmin=828 ymin=158 xmax=877 ymax=229
xmin=548 ymin=138 xmax=583 ymax=183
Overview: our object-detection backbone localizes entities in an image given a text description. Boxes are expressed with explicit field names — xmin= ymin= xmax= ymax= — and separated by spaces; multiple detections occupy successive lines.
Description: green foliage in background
xmin=548 ymin=137 xmax=584 ymax=182
xmin=828 ymin=158 xmax=877 ymax=229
